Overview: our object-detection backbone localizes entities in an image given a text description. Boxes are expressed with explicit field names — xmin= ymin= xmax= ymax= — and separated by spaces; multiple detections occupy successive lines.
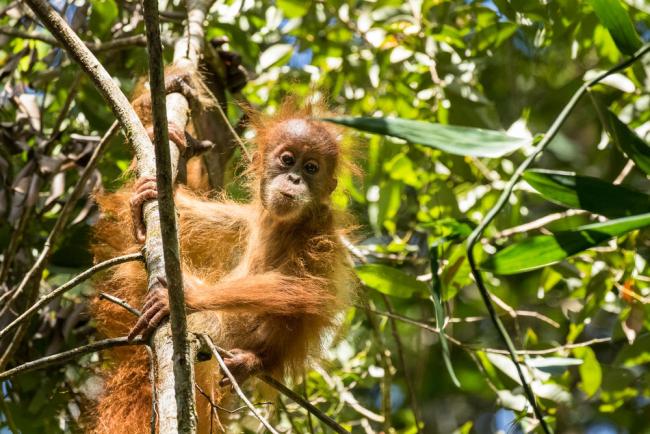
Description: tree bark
xmin=142 ymin=0 xmax=216 ymax=432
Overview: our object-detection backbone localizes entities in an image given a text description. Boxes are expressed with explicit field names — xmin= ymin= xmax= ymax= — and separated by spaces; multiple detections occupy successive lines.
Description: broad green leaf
xmin=574 ymin=347 xmax=602 ymax=397
xmin=324 ymin=117 xmax=530 ymax=158
xmin=277 ymin=0 xmax=310 ymax=18
xmin=590 ymin=0 xmax=643 ymax=55
xmin=481 ymin=213 xmax=650 ymax=274
xmin=593 ymin=104 xmax=650 ymax=175
xmin=523 ymin=169 xmax=650 ymax=218
xmin=355 ymin=264 xmax=429 ymax=298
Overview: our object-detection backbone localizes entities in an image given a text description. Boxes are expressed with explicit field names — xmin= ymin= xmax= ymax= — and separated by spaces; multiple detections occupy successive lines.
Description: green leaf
xmin=614 ymin=334 xmax=650 ymax=367
xmin=574 ymin=347 xmax=602 ymax=397
xmin=481 ymin=213 xmax=650 ymax=274
xmin=324 ymin=117 xmax=530 ymax=158
xmin=277 ymin=0 xmax=311 ymax=18
xmin=523 ymin=169 xmax=650 ymax=218
xmin=590 ymin=0 xmax=642 ymax=55
xmin=593 ymin=104 xmax=650 ymax=175
xmin=430 ymin=246 xmax=461 ymax=387
xmin=355 ymin=264 xmax=429 ymax=298
xmin=474 ymin=23 xmax=518 ymax=51
xmin=89 ymin=0 xmax=118 ymax=38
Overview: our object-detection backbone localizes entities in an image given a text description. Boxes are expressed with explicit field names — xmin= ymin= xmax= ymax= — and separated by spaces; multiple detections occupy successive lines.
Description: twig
xmin=465 ymin=44 xmax=650 ymax=433
xmin=613 ymin=159 xmax=636 ymax=184
xmin=196 ymin=384 xmax=272 ymax=414
xmin=0 ymin=198 xmax=35 ymax=285
xmin=381 ymin=295 xmax=423 ymax=433
xmin=465 ymin=350 xmax=499 ymax=395
xmin=0 ymin=253 xmax=142 ymax=340
xmin=614 ymin=282 xmax=649 ymax=304
xmin=300 ymin=373 xmax=316 ymax=434
xmin=278 ymin=399 xmax=301 ymax=433
xmin=345 ymin=241 xmax=393 ymax=430
xmin=0 ymin=336 xmax=145 ymax=380
xmin=489 ymin=293 xmax=560 ymax=328
xmin=0 ymin=1 xmax=17 ymax=17
xmin=159 ymin=10 xmax=186 ymax=21
xmin=212 ymin=96 xmax=252 ymax=162
xmin=48 ymin=72 xmax=82 ymax=142
xmin=199 ymin=334 xmax=279 ymax=434
xmin=314 ymin=366 xmax=384 ymax=423
xmin=497 ymin=338 xmax=612 ymax=356
xmin=0 ymin=27 xmax=147 ymax=52
xmin=489 ymin=209 xmax=586 ymax=240
xmin=0 ymin=121 xmax=118 ymax=369
xmin=447 ymin=311 xmax=560 ymax=329
xmin=89 ymin=35 xmax=148 ymax=52
xmin=363 ymin=306 xmax=609 ymax=356
xmin=359 ymin=295 xmax=392 ymax=432
xmin=199 ymin=339 xmax=350 ymax=433
xmin=99 ymin=291 xmax=143 ymax=317
xmin=195 ymin=384 xmax=223 ymax=433
xmin=260 ymin=375 xmax=350 ymax=434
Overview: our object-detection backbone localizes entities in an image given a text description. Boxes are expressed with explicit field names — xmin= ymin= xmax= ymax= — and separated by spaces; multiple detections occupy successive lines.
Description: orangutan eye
xmin=280 ymin=152 xmax=295 ymax=167
xmin=304 ymin=161 xmax=319 ymax=174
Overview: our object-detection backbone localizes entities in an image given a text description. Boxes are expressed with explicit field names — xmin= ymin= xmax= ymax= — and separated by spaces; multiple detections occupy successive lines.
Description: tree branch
xmin=0 ymin=337 xmax=145 ymax=380
xmin=259 ymin=375 xmax=350 ymax=434
xmin=0 ymin=253 xmax=143 ymax=340
xmin=196 ymin=336 xmax=350 ymax=433
xmin=140 ymin=0 xmax=198 ymax=431
xmin=99 ymin=292 xmax=142 ymax=317
xmin=199 ymin=335 xmax=279 ymax=434
xmin=0 ymin=27 xmax=147 ymax=52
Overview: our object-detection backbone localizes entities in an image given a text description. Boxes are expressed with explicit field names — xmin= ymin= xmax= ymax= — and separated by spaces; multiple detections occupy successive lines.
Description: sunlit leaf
xmin=574 ymin=347 xmax=602 ymax=397
xmin=355 ymin=264 xmax=429 ymax=298
xmin=324 ymin=117 xmax=530 ymax=158
xmin=277 ymin=0 xmax=311 ymax=18
xmin=523 ymin=169 xmax=650 ymax=217
xmin=590 ymin=0 xmax=642 ymax=55
xmin=481 ymin=213 xmax=650 ymax=274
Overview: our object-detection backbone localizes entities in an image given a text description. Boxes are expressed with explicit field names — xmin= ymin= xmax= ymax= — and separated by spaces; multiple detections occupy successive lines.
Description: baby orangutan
xmin=90 ymin=102 xmax=354 ymax=433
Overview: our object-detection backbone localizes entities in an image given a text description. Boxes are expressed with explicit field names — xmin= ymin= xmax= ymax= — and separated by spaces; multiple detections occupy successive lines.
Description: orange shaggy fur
xmin=90 ymin=99 xmax=354 ymax=433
